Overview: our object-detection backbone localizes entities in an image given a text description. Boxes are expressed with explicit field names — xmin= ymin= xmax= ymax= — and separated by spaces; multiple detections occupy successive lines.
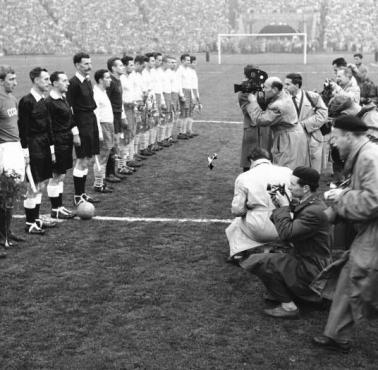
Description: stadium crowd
xmin=1 ymin=0 xmax=377 ymax=55
xmin=225 ymin=53 xmax=378 ymax=352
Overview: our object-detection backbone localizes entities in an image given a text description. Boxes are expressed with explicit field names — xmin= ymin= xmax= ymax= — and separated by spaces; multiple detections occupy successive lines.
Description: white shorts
xmin=0 ymin=141 xmax=25 ymax=181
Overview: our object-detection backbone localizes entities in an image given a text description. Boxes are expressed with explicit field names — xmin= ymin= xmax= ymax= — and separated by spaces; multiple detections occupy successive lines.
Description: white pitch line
xmin=194 ymin=119 xmax=242 ymax=124
xmin=13 ymin=214 xmax=232 ymax=224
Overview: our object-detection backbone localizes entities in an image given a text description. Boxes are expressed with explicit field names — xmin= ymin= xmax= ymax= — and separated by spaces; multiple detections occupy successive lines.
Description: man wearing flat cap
xmin=313 ymin=115 xmax=378 ymax=353
xmin=240 ymin=166 xmax=331 ymax=318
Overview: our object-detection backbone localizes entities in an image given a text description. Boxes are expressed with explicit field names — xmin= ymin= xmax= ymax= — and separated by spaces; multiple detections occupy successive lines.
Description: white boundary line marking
xmin=194 ymin=120 xmax=242 ymax=124
xmin=13 ymin=214 xmax=232 ymax=224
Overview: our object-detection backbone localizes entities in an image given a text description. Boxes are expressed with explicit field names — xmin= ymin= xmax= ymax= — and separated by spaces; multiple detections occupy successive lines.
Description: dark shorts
xmin=74 ymin=111 xmax=100 ymax=158
xmin=113 ymin=112 xmax=122 ymax=134
xmin=29 ymin=133 xmax=53 ymax=183
xmin=54 ymin=131 xmax=73 ymax=174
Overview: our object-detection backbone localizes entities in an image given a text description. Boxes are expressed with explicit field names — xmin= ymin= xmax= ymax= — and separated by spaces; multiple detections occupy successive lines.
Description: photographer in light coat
xmin=284 ymin=73 xmax=328 ymax=173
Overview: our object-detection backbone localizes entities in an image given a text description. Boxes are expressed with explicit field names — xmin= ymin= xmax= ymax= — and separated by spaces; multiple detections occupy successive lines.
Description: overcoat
xmin=238 ymin=92 xmax=271 ymax=169
xmin=327 ymin=139 xmax=378 ymax=315
xmin=246 ymin=91 xmax=309 ymax=170
xmin=240 ymin=195 xmax=332 ymax=302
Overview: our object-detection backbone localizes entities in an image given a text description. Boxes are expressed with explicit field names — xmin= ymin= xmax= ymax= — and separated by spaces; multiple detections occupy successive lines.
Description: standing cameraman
xmin=246 ymin=77 xmax=309 ymax=170
xmin=238 ymin=65 xmax=271 ymax=172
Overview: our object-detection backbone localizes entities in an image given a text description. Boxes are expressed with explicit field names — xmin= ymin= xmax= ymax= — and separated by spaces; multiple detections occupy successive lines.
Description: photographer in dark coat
xmin=238 ymin=65 xmax=271 ymax=171
xmin=240 ymin=167 xmax=331 ymax=318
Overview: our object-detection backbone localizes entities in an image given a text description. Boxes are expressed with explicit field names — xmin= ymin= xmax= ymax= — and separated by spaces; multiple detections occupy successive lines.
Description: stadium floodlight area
xmin=217 ymin=33 xmax=308 ymax=65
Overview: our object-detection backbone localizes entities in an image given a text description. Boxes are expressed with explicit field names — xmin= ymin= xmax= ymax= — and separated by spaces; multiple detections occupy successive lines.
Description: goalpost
xmin=217 ymin=33 xmax=308 ymax=65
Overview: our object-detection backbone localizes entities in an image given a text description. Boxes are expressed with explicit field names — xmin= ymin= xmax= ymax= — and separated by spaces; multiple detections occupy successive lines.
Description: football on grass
xmin=77 ymin=201 xmax=95 ymax=220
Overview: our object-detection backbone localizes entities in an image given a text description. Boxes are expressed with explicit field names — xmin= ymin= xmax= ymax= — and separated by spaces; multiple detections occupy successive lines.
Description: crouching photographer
xmin=236 ymin=65 xmax=271 ymax=171
xmin=239 ymin=166 xmax=331 ymax=318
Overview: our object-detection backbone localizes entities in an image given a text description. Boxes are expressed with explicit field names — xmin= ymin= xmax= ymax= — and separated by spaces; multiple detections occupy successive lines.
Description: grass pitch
xmin=0 ymin=53 xmax=377 ymax=369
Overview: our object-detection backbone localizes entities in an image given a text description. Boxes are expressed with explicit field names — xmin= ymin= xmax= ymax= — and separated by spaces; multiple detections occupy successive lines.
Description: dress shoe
xmin=105 ymin=174 xmax=122 ymax=183
xmin=9 ymin=231 xmax=26 ymax=242
xmin=25 ymin=222 xmax=45 ymax=235
xmin=36 ymin=218 xmax=57 ymax=229
xmin=177 ymin=133 xmax=189 ymax=140
xmin=94 ymin=185 xmax=113 ymax=193
xmin=263 ymin=305 xmax=299 ymax=319
xmin=51 ymin=207 xmax=75 ymax=220
xmin=312 ymin=335 xmax=351 ymax=353
xmin=82 ymin=193 xmax=100 ymax=204
xmin=127 ymin=161 xmax=143 ymax=168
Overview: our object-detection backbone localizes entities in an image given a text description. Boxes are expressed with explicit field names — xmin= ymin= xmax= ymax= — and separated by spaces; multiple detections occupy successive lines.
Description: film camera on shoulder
xmin=234 ymin=68 xmax=268 ymax=94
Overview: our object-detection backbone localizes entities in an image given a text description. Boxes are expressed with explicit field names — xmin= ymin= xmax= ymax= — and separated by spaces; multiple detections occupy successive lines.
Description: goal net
xmin=217 ymin=33 xmax=308 ymax=65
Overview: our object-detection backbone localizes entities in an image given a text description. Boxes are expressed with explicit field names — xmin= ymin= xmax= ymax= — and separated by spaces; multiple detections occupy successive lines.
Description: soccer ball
xmin=77 ymin=201 xmax=95 ymax=220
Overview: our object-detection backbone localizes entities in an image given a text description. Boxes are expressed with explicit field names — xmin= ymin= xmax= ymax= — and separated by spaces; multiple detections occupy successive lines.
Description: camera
xmin=234 ymin=68 xmax=268 ymax=94
xmin=267 ymin=183 xmax=286 ymax=196
xmin=320 ymin=78 xmax=334 ymax=106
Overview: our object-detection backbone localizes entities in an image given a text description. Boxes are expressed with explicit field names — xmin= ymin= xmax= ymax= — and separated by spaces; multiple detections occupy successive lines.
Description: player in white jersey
xmin=154 ymin=52 xmax=170 ymax=148
xmin=120 ymin=55 xmax=143 ymax=168
xmin=142 ymin=54 xmax=158 ymax=153
xmin=188 ymin=55 xmax=200 ymax=137
xmin=170 ymin=57 xmax=181 ymax=142
xmin=161 ymin=55 xmax=176 ymax=145
xmin=177 ymin=54 xmax=193 ymax=139
xmin=132 ymin=55 xmax=151 ymax=159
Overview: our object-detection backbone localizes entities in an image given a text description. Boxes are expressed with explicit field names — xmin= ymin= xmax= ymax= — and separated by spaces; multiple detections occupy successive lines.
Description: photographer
xmin=246 ymin=77 xmax=309 ymax=170
xmin=313 ymin=116 xmax=378 ymax=353
xmin=330 ymin=67 xmax=360 ymax=104
xmin=284 ymin=73 xmax=328 ymax=173
xmin=240 ymin=167 xmax=331 ymax=318
xmin=225 ymin=147 xmax=291 ymax=261
xmin=238 ymin=64 xmax=271 ymax=172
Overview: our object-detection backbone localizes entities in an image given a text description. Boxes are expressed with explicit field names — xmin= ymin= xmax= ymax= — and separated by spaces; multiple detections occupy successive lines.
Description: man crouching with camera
xmin=239 ymin=166 xmax=331 ymax=318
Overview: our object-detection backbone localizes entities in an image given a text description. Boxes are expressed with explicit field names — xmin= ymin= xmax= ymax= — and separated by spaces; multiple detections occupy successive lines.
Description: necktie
xmin=292 ymin=96 xmax=300 ymax=117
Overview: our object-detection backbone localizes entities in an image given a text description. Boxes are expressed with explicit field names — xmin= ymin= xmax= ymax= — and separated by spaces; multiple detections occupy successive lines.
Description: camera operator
xmin=284 ymin=73 xmax=328 ymax=173
xmin=330 ymin=67 xmax=360 ymax=104
xmin=246 ymin=77 xmax=309 ymax=170
xmin=238 ymin=64 xmax=271 ymax=172
xmin=239 ymin=166 xmax=331 ymax=318
xmin=313 ymin=115 xmax=378 ymax=353
xmin=225 ymin=147 xmax=291 ymax=262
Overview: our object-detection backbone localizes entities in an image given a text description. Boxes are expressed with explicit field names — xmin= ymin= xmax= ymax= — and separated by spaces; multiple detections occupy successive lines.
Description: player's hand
xmin=24 ymin=155 xmax=30 ymax=166
xmin=121 ymin=118 xmax=128 ymax=129
xmin=99 ymin=134 xmax=104 ymax=142
xmin=248 ymin=93 xmax=257 ymax=103
xmin=73 ymin=134 xmax=81 ymax=147
xmin=51 ymin=153 xmax=56 ymax=164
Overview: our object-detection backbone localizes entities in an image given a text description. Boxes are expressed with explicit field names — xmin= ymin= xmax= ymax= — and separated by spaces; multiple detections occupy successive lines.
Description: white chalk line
xmin=194 ymin=119 xmax=242 ymax=124
xmin=13 ymin=214 xmax=232 ymax=224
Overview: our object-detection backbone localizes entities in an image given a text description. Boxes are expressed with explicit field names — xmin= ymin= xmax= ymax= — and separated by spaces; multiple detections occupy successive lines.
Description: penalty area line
xmin=13 ymin=214 xmax=232 ymax=224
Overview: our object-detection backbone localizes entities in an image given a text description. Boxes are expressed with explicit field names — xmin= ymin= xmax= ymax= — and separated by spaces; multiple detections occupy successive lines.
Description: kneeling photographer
xmin=239 ymin=166 xmax=331 ymax=318
xmin=236 ymin=65 xmax=271 ymax=171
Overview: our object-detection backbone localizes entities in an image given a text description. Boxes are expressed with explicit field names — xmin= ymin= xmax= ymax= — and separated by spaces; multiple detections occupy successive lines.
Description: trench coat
xmin=324 ymin=138 xmax=378 ymax=316
xmin=238 ymin=92 xmax=271 ymax=169
xmin=225 ymin=159 xmax=292 ymax=257
xmin=240 ymin=194 xmax=332 ymax=302
xmin=246 ymin=91 xmax=309 ymax=170
xmin=296 ymin=90 xmax=328 ymax=173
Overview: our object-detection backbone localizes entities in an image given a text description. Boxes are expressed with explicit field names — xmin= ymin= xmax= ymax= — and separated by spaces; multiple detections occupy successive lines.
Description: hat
xmin=328 ymin=95 xmax=353 ymax=118
xmin=334 ymin=115 xmax=368 ymax=132
xmin=293 ymin=166 xmax=320 ymax=186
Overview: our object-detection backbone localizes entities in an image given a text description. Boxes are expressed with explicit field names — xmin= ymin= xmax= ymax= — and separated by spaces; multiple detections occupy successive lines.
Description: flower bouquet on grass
xmin=0 ymin=170 xmax=26 ymax=248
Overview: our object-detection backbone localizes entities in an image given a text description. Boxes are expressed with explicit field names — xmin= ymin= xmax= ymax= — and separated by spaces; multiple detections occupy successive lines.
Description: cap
xmin=334 ymin=115 xmax=368 ymax=132
xmin=293 ymin=166 xmax=320 ymax=186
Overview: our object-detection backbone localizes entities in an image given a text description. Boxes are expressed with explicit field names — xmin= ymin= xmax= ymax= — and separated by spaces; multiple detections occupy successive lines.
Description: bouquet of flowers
xmin=0 ymin=170 xmax=26 ymax=248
